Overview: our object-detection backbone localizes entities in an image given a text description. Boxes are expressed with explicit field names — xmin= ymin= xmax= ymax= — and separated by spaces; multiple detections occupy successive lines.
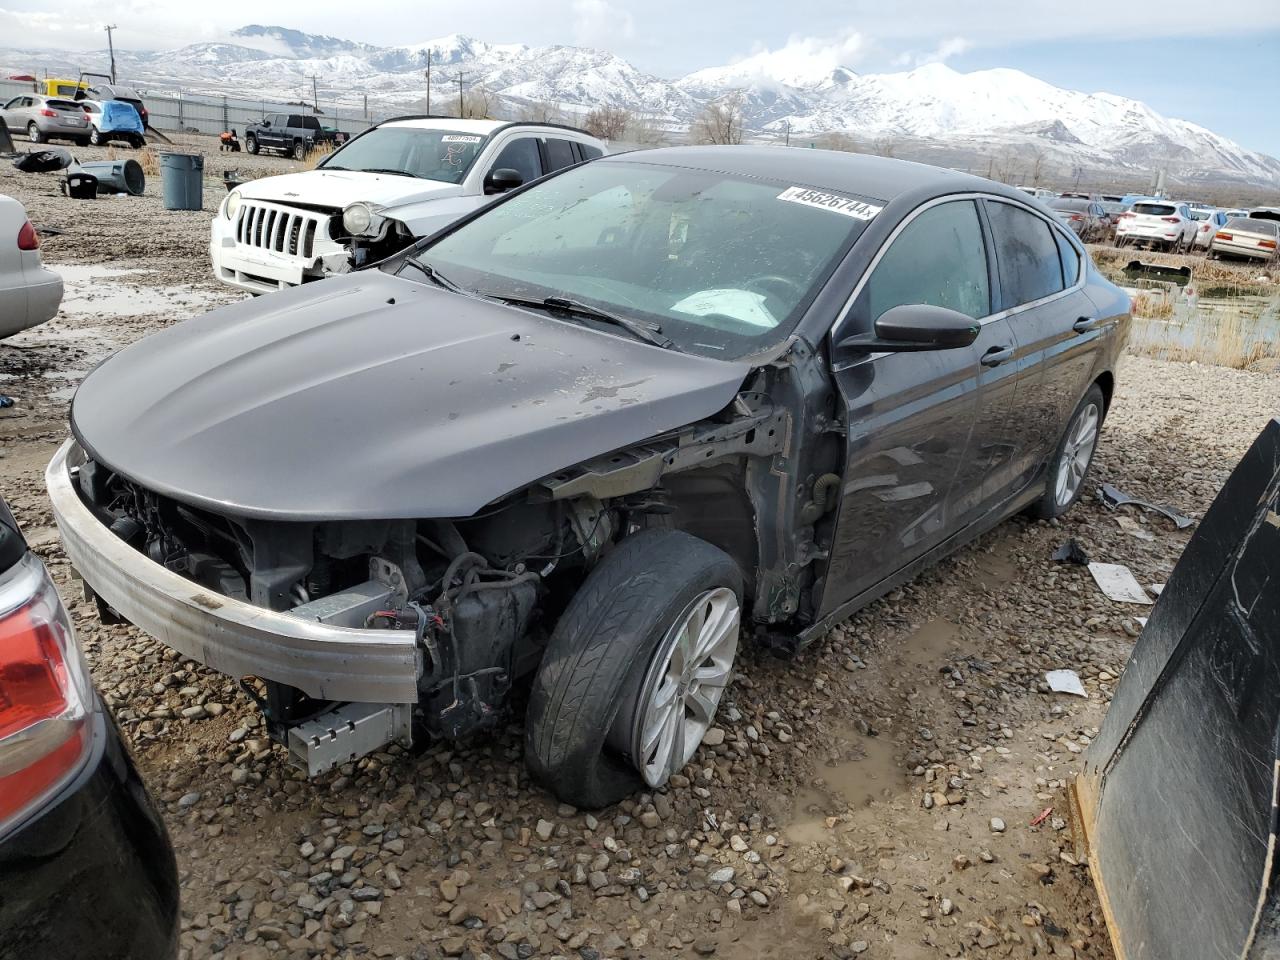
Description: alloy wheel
xmin=1055 ymin=402 xmax=1100 ymax=507
xmin=628 ymin=587 xmax=739 ymax=787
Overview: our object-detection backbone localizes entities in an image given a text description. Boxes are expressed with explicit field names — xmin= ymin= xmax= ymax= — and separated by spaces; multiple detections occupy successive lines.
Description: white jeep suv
xmin=211 ymin=117 xmax=606 ymax=294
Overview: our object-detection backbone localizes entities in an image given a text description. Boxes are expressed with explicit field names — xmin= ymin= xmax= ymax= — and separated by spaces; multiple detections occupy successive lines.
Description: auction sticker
xmin=777 ymin=186 xmax=882 ymax=220
xmin=442 ymin=134 xmax=484 ymax=143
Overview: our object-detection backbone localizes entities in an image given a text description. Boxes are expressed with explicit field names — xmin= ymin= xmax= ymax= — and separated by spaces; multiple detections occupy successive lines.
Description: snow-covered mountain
xmin=3 ymin=26 xmax=1276 ymax=187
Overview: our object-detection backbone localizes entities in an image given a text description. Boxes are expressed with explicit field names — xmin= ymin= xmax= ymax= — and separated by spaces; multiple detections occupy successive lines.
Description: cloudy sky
xmin=4 ymin=0 xmax=1278 ymax=154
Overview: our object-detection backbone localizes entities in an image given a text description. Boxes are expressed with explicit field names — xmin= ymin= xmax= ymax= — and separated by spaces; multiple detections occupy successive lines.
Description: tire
xmin=525 ymin=529 xmax=743 ymax=808
xmin=27 ymin=122 xmax=44 ymax=144
xmin=246 ymin=134 xmax=258 ymax=155
xmin=293 ymin=140 xmax=306 ymax=161
xmin=1028 ymin=384 xmax=1106 ymax=520
xmin=89 ymin=127 xmax=104 ymax=146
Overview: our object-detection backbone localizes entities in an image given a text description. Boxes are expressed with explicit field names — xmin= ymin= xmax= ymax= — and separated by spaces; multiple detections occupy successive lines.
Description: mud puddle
xmin=53 ymin=263 xmax=231 ymax=317
xmin=787 ymin=727 xmax=907 ymax=845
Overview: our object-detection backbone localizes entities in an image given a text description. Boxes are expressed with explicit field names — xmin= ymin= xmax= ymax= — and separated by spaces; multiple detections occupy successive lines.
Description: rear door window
xmin=859 ymin=199 xmax=991 ymax=325
xmin=985 ymin=200 xmax=1066 ymax=308
xmin=543 ymin=137 xmax=577 ymax=172
xmin=489 ymin=137 xmax=543 ymax=184
xmin=287 ymin=115 xmax=304 ymax=128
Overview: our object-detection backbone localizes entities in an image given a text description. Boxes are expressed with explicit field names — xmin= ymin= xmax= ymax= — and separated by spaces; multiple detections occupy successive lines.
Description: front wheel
xmin=525 ymin=530 xmax=742 ymax=808
xmin=246 ymin=134 xmax=258 ymax=155
xmin=1028 ymin=384 xmax=1105 ymax=520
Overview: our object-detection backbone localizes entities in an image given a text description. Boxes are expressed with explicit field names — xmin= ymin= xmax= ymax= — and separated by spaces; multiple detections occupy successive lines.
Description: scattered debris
xmin=1122 ymin=259 xmax=1192 ymax=284
xmin=0 ymin=117 xmax=13 ymax=156
xmin=13 ymin=148 xmax=72 ymax=173
xmin=1030 ymin=806 xmax=1054 ymax=827
xmin=1052 ymin=539 xmax=1090 ymax=564
xmin=62 ymin=171 xmax=97 ymax=200
xmin=1149 ymin=583 xmax=1165 ymax=596
xmin=1115 ymin=515 xmax=1156 ymax=541
xmin=1088 ymin=562 xmax=1154 ymax=604
xmin=1046 ymin=670 xmax=1088 ymax=697
xmin=1099 ymin=482 xmax=1195 ymax=529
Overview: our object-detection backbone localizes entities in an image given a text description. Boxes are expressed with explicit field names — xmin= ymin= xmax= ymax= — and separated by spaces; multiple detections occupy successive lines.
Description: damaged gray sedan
xmin=47 ymin=146 xmax=1129 ymax=807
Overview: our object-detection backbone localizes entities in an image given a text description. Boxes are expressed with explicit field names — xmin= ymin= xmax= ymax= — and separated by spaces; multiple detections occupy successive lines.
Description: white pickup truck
xmin=211 ymin=117 xmax=606 ymax=294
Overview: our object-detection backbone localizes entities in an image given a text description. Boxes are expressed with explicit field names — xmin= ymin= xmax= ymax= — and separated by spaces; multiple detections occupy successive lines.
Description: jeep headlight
xmin=342 ymin=201 xmax=383 ymax=237
xmin=224 ymin=189 xmax=241 ymax=221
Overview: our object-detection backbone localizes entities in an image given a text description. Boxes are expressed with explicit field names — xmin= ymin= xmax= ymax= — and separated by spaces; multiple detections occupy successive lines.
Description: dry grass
xmin=1127 ymin=299 xmax=1278 ymax=370
xmin=301 ymin=141 xmax=336 ymax=170
xmin=1130 ymin=290 xmax=1174 ymax=319
xmin=136 ymin=146 xmax=162 ymax=178
xmin=1088 ymin=242 xmax=1280 ymax=290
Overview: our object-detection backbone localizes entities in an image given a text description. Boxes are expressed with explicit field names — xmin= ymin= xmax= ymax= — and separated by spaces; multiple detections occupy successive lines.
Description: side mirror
xmin=261 ymin=119 xmax=271 ymax=128
xmin=838 ymin=303 xmax=980 ymax=353
xmin=484 ymin=167 xmax=524 ymax=195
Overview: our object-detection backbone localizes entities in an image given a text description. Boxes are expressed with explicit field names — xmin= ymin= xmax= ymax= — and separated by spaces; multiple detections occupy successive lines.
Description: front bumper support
xmin=46 ymin=439 xmax=421 ymax=704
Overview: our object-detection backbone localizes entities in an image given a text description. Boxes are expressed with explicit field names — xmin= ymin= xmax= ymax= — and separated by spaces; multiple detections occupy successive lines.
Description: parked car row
xmin=0 ymin=90 xmax=146 ymax=149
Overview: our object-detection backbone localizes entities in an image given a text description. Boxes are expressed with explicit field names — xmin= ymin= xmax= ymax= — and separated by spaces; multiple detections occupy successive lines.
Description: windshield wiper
xmin=397 ymin=258 xmax=467 ymax=293
xmin=360 ymin=167 xmax=421 ymax=179
xmin=494 ymin=295 xmax=674 ymax=350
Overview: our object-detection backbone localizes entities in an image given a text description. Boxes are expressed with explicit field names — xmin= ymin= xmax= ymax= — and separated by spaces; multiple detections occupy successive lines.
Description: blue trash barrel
xmin=159 ymin=152 xmax=204 ymax=210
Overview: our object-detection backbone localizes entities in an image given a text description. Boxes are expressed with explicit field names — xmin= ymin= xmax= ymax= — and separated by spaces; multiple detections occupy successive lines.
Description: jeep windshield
xmin=319 ymin=127 xmax=488 ymax=184
xmin=412 ymin=161 xmax=875 ymax=358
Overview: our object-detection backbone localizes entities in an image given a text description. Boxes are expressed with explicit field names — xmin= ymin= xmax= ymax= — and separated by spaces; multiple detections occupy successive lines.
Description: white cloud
xmin=571 ymin=0 xmax=633 ymax=47
xmin=892 ymin=35 xmax=972 ymax=69
xmin=716 ymin=30 xmax=866 ymax=86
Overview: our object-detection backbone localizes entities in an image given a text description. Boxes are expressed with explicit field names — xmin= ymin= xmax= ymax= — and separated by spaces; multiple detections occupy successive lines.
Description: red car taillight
xmin=1162 ymin=216 xmax=1181 ymax=223
xmin=1217 ymin=232 xmax=1233 ymax=241
xmin=38 ymin=109 xmax=57 ymax=118
xmin=17 ymin=220 xmax=38 ymax=251
xmin=1069 ymin=214 xmax=1084 ymax=221
xmin=1261 ymin=240 xmax=1278 ymax=250
xmin=0 ymin=554 xmax=92 ymax=830
xmin=1119 ymin=212 xmax=1135 ymax=218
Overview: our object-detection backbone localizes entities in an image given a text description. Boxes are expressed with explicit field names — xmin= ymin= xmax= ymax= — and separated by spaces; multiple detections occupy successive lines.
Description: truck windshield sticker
xmin=777 ymin=186 xmax=882 ymax=220
xmin=442 ymin=134 xmax=484 ymax=143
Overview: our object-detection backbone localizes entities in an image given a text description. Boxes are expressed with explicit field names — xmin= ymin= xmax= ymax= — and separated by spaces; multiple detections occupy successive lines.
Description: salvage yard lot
xmin=3 ymin=139 xmax=1279 ymax=960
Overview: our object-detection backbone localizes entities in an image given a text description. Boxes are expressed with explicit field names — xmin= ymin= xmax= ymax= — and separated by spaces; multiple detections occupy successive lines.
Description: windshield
xmin=1134 ymin=203 xmax=1176 ymax=216
xmin=320 ymin=126 xmax=488 ymax=184
xmin=414 ymin=161 xmax=876 ymax=358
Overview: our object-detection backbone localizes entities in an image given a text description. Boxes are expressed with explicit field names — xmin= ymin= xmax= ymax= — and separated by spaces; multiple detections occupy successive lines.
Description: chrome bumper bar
xmin=45 ymin=439 xmax=421 ymax=703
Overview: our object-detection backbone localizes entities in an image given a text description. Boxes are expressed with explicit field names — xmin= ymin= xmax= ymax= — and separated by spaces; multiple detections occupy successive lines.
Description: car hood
xmin=70 ymin=272 xmax=750 ymax=521
xmin=234 ymin=170 xmax=463 ymax=210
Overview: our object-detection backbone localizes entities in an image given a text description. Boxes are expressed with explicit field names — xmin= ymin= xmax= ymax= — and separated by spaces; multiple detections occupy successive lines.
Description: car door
xmin=983 ymin=198 xmax=1099 ymax=489
xmin=485 ymin=135 xmax=544 ymax=190
xmin=263 ymin=115 xmax=285 ymax=151
xmin=819 ymin=197 xmax=1018 ymax=615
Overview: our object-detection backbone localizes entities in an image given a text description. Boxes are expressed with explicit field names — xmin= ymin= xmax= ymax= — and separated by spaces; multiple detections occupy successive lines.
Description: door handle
xmin=981 ymin=346 xmax=1014 ymax=367
xmin=1073 ymin=316 xmax=1101 ymax=333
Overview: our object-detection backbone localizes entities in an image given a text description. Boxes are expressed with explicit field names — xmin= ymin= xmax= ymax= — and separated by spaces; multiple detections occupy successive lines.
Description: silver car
xmin=0 ymin=94 xmax=90 ymax=145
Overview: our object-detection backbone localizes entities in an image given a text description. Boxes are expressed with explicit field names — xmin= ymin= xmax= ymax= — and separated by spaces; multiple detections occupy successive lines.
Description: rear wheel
xmin=525 ymin=530 xmax=742 ymax=808
xmin=1029 ymin=385 xmax=1105 ymax=520
xmin=27 ymin=122 xmax=44 ymax=144
xmin=246 ymin=134 xmax=258 ymax=155
xmin=293 ymin=139 xmax=306 ymax=161
xmin=88 ymin=127 xmax=104 ymax=146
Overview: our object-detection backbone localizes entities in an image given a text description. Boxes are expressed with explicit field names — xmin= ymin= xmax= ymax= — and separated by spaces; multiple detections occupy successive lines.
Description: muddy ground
xmin=3 ymin=135 xmax=1279 ymax=960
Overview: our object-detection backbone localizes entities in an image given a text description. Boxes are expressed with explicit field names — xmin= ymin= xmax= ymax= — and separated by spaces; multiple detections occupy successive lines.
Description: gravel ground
xmin=3 ymin=135 xmax=1280 ymax=960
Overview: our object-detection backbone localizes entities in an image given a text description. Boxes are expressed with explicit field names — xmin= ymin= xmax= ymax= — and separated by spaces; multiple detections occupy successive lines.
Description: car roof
xmin=597 ymin=145 xmax=1008 ymax=203
xmin=380 ymin=117 xmax=517 ymax=135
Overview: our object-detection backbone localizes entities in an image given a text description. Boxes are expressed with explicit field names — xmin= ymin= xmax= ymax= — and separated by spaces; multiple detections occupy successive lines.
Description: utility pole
xmin=784 ymin=120 xmax=790 ymax=147
xmin=424 ymin=49 xmax=431 ymax=114
xmin=449 ymin=72 xmax=468 ymax=117
xmin=307 ymin=74 xmax=320 ymax=114
xmin=104 ymin=25 xmax=118 ymax=83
